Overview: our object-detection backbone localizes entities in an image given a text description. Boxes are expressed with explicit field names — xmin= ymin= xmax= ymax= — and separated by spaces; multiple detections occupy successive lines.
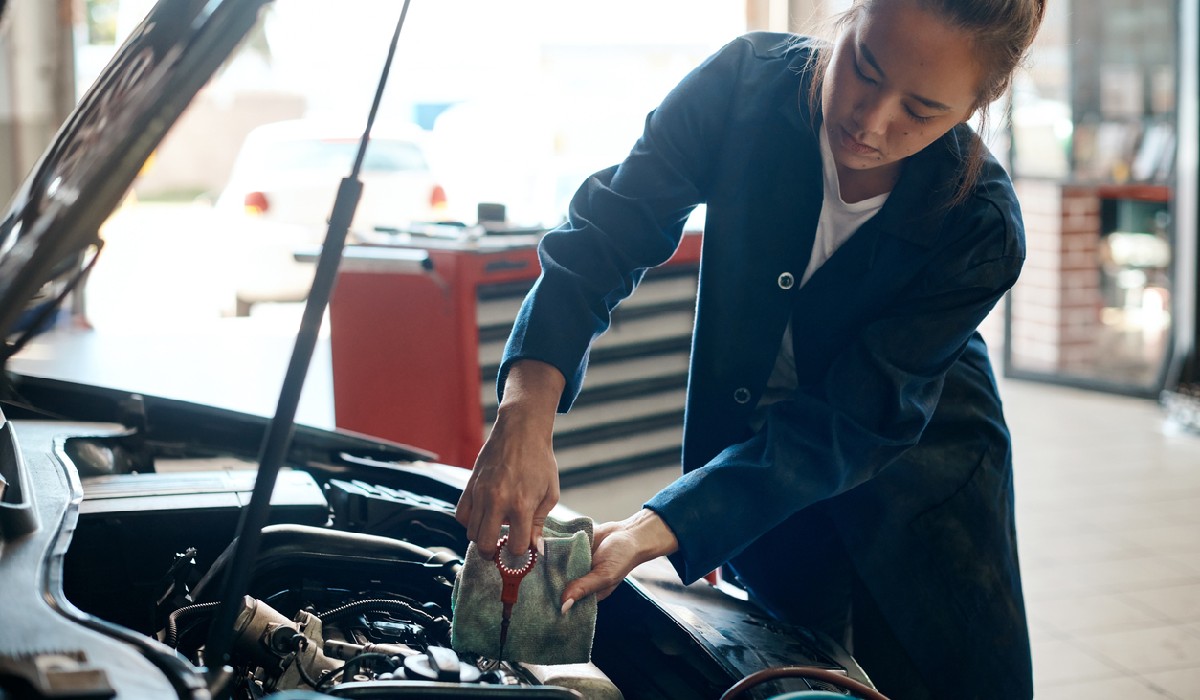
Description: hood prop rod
xmin=203 ymin=1 xmax=415 ymax=693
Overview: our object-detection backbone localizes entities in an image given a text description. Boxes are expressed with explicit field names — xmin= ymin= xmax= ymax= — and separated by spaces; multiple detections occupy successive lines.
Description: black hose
xmin=165 ymin=601 xmax=221 ymax=648
xmin=317 ymin=598 xmax=445 ymax=628
xmin=296 ymin=657 xmax=326 ymax=690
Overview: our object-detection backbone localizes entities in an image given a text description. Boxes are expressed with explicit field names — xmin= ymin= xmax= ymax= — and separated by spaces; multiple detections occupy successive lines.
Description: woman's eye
xmin=852 ymin=61 xmax=877 ymax=85
xmin=905 ymin=107 xmax=935 ymax=124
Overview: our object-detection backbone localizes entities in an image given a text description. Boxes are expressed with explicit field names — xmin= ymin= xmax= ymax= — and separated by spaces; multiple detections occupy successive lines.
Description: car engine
xmin=0 ymin=389 xmax=868 ymax=700
xmin=61 ymin=451 xmax=609 ymax=699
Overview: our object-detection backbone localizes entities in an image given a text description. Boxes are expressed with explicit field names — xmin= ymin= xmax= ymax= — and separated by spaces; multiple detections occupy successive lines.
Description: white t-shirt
xmin=750 ymin=128 xmax=890 ymax=428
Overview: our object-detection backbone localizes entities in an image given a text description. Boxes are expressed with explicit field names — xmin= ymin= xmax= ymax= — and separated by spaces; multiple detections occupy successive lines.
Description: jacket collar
xmin=874 ymin=127 xmax=966 ymax=246
xmin=797 ymin=135 xmax=964 ymax=293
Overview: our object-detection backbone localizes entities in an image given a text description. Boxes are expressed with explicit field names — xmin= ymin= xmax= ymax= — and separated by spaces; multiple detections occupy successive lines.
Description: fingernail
xmin=560 ymin=598 xmax=575 ymax=616
xmin=536 ymin=536 xmax=545 ymax=557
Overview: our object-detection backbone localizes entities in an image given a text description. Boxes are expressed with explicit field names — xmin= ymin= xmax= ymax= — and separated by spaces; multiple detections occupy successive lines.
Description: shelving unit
xmin=327 ymin=234 xmax=701 ymax=483
xmin=1068 ymin=0 xmax=1176 ymax=184
xmin=1004 ymin=0 xmax=1183 ymax=395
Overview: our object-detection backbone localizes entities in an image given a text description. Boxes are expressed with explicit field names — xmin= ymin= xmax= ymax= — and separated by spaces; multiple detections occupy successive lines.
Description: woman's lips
xmin=839 ymin=126 xmax=878 ymax=156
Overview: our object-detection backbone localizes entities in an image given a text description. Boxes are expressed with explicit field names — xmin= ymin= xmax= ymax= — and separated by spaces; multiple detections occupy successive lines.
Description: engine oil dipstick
xmin=492 ymin=534 xmax=537 ymax=666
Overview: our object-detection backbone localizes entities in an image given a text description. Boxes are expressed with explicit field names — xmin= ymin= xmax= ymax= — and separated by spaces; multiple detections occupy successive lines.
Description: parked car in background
xmin=216 ymin=119 xmax=449 ymax=315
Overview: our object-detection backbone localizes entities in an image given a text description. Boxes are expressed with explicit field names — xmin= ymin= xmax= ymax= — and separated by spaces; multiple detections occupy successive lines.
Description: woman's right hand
xmin=455 ymin=359 xmax=565 ymax=559
xmin=560 ymin=509 xmax=680 ymax=607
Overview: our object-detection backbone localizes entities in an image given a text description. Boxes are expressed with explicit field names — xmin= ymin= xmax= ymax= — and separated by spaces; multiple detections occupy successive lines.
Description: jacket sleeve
xmin=497 ymin=37 xmax=755 ymax=412
xmin=646 ymin=198 xmax=1025 ymax=583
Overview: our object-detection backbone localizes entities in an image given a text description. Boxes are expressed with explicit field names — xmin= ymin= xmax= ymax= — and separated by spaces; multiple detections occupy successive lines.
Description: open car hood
xmin=0 ymin=0 xmax=270 ymax=356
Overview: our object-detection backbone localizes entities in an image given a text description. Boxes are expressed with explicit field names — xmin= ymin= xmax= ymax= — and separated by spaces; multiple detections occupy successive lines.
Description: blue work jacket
xmin=500 ymin=33 xmax=1031 ymax=698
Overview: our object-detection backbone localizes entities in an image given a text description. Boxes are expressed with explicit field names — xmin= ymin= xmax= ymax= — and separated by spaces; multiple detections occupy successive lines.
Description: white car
xmin=217 ymin=119 xmax=448 ymax=315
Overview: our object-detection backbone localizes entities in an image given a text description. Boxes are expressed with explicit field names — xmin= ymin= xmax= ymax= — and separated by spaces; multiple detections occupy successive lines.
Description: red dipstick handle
xmin=492 ymin=535 xmax=537 ymax=662
xmin=494 ymin=534 xmax=537 ymax=602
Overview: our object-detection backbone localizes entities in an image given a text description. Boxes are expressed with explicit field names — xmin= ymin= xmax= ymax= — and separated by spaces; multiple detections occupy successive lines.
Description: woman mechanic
xmin=455 ymin=0 xmax=1047 ymax=697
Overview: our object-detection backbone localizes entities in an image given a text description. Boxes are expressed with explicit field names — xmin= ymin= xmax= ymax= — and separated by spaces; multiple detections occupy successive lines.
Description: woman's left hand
xmin=560 ymin=509 xmax=680 ymax=611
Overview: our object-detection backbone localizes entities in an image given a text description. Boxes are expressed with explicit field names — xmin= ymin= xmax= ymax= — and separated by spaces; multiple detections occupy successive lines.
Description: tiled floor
xmin=12 ymin=307 xmax=1200 ymax=699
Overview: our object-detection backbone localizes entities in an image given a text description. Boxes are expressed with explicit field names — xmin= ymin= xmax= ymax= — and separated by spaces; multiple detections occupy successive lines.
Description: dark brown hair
xmin=806 ymin=0 xmax=1047 ymax=206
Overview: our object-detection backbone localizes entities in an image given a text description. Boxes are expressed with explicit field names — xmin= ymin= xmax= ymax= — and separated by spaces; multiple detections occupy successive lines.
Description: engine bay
xmin=62 ymin=454 xmax=610 ymax=698
xmin=0 ymin=387 xmax=869 ymax=700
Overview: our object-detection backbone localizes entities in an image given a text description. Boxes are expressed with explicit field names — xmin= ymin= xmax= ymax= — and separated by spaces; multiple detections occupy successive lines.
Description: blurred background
xmin=0 ymin=0 xmax=834 ymax=324
xmin=68 ymin=0 xmax=758 ymax=228
xmin=0 ymin=0 xmax=1194 ymax=405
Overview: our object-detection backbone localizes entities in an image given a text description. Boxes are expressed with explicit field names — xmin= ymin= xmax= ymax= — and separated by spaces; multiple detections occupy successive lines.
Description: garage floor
xmin=12 ymin=305 xmax=1200 ymax=699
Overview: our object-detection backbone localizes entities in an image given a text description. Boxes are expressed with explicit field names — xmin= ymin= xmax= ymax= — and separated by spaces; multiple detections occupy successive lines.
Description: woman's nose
xmin=854 ymin=94 xmax=892 ymax=136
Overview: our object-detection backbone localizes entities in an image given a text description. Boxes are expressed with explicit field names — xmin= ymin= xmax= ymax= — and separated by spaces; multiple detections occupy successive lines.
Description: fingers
xmin=589 ymin=521 xmax=619 ymax=551
xmin=530 ymin=494 xmax=554 ymax=556
xmin=561 ymin=570 xmax=618 ymax=609
xmin=561 ymin=538 xmax=631 ymax=606
xmin=453 ymin=488 xmax=473 ymax=529
xmin=473 ymin=506 xmax=506 ymax=559
xmin=456 ymin=418 xmax=560 ymax=559
xmin=460 ymin=478 xmax=501 ymax=558
xmin=460 ymin=488 xmax=527 ymax=560
xmin=559 ymin=515 xmax=666 ymax=609
xmin=455 ymin=466 xmax=505 ymax=558
xmin=506 ymin=513 xmax=533 ymax=559
xmin=561 ymin=570 xmax=622 ymax=607
xmin=528 ymin=517 xmax=546 ymax=558
xmin=454 ymin=469 xmax=478 ymax=531
xmin=501 ymin=491 xmax=548 ymax=558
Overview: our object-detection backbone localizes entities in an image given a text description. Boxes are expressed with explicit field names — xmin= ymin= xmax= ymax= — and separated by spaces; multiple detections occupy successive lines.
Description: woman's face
xmin=821 ymin=0 xmax=984 ymax=187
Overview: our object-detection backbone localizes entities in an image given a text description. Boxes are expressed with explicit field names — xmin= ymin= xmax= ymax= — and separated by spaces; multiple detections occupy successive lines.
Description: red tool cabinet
xmin=328 ymin=233 xmax=702 ymax=482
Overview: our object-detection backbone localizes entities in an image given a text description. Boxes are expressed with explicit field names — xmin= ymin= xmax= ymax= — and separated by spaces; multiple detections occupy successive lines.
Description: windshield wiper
xmin=202 ymin=1 xmax=416 ymax=693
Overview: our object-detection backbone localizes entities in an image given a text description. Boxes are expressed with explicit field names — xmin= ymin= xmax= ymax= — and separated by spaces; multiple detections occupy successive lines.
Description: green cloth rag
xmin=451 ymin=515 xmax=596 ymax=665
